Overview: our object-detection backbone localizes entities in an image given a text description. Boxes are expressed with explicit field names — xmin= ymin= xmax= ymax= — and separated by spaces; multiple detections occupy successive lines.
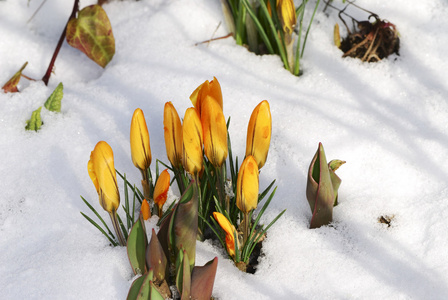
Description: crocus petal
xmin=154 ymin=169 xmax=170 ymax=208
xmin=130 ymin=108 xmax=152 ymax=170
xmin=213 ymin=212 xmax=236 ymax=257
xmin=246 ymin=100 xmax=272 ymax=169
xmin=89 ymin=141 xmax=120 ymax=213
xmin=236 ymin=155 xmax=259 ymax=213
xmin=189 ymin=77 xmax=223 ymax=117
xmin=182 ymin=108 xmax=203 ymax=175
xmin=163 ymin=102 xmax=183 ymax=168
xmin=201 ymin=95 xmax=228 ymax=167
xmin=141 ymin=199 xmax=151 ymax=220
xmin=277 ymin=0 xmax=297 ymax=34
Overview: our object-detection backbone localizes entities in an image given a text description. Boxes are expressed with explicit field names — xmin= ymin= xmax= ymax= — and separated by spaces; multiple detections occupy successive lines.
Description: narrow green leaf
xmin=44 ymin=82 xmax=63 ymax=112
xmin=66 ymin=5 xmax=115 ymax=67
xmin=25 ymin=106 xmax=43 ymax=132
xmin=80 ymin=196 xmax=115 ymax=239
xmin=80 ymin=212 xmax=117 ymax=246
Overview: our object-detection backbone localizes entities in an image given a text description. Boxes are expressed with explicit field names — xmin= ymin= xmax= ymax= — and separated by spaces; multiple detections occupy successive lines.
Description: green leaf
xmin=66 ymin=5 xmax=115 ymax=68
xmin=191 ymin=257 xmax=218 ymax=300
xmin=44 ymin=82 xmax=63 ymax=112
xmin=176 ymin=249 xmax=191 ymax=300
xmin=126 ymin=275 xmax=145 ymax=300
xmin=25 ymin=106 xmax=43 ymax=132
xmin=136 ymin=270 xmax=153 ymax=300
xmin=127 ymin=217 xmax=148 ymax=275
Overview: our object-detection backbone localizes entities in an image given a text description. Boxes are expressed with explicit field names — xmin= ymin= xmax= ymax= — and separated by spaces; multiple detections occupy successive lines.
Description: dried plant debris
xmin=378 ymin=215 xmax=395 ymax=228
xmin=339 ymin=15 xmax=399 ymax=62
xmin=326 ymin=0 xmax=400 ymax=62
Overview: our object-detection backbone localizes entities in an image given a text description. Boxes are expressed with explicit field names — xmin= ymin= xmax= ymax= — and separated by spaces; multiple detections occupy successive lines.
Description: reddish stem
xmin=42 ymin=0 xmax=79 ymax=85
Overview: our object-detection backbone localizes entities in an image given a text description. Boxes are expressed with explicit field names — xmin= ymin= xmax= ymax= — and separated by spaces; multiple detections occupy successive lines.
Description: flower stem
xmin=109 ymin=212 xmax=126 ymax=246
xmin=243 ymin=212 xmax=249 ymax=245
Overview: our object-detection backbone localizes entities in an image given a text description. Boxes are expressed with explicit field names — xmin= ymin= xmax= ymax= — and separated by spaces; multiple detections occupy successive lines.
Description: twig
xmin=42 ymin=0 xmax=79 ymax=86
xmin=27 ymin=0 xmax=48 ymax=24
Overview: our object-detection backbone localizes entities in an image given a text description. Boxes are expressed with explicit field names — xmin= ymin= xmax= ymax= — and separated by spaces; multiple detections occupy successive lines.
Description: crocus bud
xmin=141 ymin=199 xmax=150 ymax=220
xmin=130 ymin=108 xmax=152 ymax=171
xmin=190 ymin=77 xmax=223 ymax=117
xmin=246 ymin=100 xmax=272 ymax=169
xmin=182 ymin=108 xmax=203 ymax=175
xmin=277 ymin=0 xmax=296 ymax=35
xmin=154 ymin=169 xmax=170 ymax=212
xmin=87 ymin=141 xmax=120 ymax=213
xmin=201 ymin=95 xmax=228 ymax=167
xmin=213 ymin=212 xmax=237 ymax=257
xmin=236 ymin=155 xmax=259 ymax=213
xmin=163 ymin=102 xmax=183 ymax=168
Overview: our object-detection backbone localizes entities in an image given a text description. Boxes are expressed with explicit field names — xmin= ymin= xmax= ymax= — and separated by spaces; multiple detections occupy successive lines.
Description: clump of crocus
xmin=87 ymin=141 xmax=126 ymax=246
xmin=130 ymin=108 xmax=154 ymax=206
xmin=153 ymin=169 xmax=170 ymax=218
xmin=220 ymin=0 xmax=320 ymax=75
xmin=306 ymin=143 xmax=345 ymax=229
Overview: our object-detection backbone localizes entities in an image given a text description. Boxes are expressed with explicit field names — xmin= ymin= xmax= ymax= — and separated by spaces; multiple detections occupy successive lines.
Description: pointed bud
xmin=277 ymin=0 xmax=297 ymax=35
xmin=246 ymin=100 xmax=272 ymax=169
xmin=201 ymin=95 xmax=228 ymax=167
xmin=236 ymin=155 xmax=259 ymax=213
xmin=141 ymin=199 xmax=151 ymax=220
xmin=130 ymin=108 xmax=151 ymax=171
xmin=182 ymin=108 xmax=203 ymax=175
xmin=213 ymin=212 xmax=237 ymax=258
xmin=87 ymin=141 xmax=120 ymax=213
xmin=163 ymin=102 xmax=183 ymax=168
xmin=154 ymin=169 xmax=170 ymax=211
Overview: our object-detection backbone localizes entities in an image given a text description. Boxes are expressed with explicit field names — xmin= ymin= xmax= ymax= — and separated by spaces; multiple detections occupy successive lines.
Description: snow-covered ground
xmin=1 ymin=0 xmax=448 ymax=299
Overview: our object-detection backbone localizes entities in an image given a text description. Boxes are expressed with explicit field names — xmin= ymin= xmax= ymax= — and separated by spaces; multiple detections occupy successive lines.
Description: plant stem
xmin=109 ymin=212 xmax=126 ymax=246
xmin=243 ymin=212 xmax=249 ymax=244
xmin=42 ymin=0 xmax=79 ymax=85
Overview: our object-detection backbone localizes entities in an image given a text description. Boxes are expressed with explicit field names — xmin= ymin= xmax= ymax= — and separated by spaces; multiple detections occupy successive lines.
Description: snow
xmin=1 ymin=0 xmax=448 ymax=299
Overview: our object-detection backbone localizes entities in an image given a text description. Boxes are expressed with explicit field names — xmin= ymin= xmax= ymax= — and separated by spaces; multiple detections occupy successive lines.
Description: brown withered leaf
xmin=66 ymin=5 xmax=115 ymax=68
xmin=2 ymin=62 xmax=28 ymax=93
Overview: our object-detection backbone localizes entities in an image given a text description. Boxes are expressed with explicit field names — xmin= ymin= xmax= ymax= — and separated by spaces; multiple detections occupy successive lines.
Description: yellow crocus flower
xmin=245 ymin=100 xmax=272 ymax=169
xmin=201 ymin=95 xmax=228 ymax=167
xmin=130 ymin=108 xmax=152 ymax=171
xmin=213 ymin=212 xmax=237 ymax=257
xmin=153 ymin=169 xmax=170 ymax=216
xmin=87 ymin=141 xmax=120 ymax=213
xmin=182 ymin=107 xmax=203 ymax=175
xmin=163 ymin=102 xmax=183 ymax=168
xmin=277 ymin=0 xmax=297 ymax=35
xmin=189 ymin=76 xmax=223 ymax=117
xmin=236 ymin=155 xmax=259 ymax=213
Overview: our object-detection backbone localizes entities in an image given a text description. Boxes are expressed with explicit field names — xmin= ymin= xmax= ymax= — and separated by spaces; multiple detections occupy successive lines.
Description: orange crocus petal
xmin=141 ymin=199 xmax=150 ymax=220
xmin=209 ymin=76 xmax=223 ymax=110
xmin=130 ymin=108 xmax=152 ymax=170
xmin=201 ymin=95 xmax=228 ymax=167
xmin=153 ymin=169 xmax=170 ymax=208
xmin=182 ymin=108 xmax=203 ymax=175
xmin=236 ymin=155 xmax=259 ymax=213
xmin=245 ymin=100 xmax=272 ymax=169
xmin=213 ymin=212 xmax=236 ymax=257
xmin=88 ymin=141 xmax=120 ymax=213
xmin=163 ymin=102 xmax=183 ymax=168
